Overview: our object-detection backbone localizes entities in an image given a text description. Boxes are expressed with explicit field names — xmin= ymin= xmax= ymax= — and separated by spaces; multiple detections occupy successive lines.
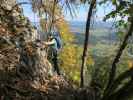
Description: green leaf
xmin=112 ymin=0 xmax=116 ymax=5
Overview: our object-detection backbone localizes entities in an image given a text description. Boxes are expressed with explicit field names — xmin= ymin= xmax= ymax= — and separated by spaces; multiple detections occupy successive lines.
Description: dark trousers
xmin=52 ymin=50 xmax=60 ymax=75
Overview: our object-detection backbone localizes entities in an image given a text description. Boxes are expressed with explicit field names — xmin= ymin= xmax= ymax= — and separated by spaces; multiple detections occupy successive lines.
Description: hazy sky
xmin=18 ymin=0 xmax=114 ymax=22
xmin=64 ymin=4 xmax=114 ymax=22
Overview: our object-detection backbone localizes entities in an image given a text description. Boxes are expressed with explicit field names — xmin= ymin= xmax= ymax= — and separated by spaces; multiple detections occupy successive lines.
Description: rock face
xmin=0 ymin=0 xmax=52 ymax=87
xmin=0 ymin=0 xmax=17 ymax=10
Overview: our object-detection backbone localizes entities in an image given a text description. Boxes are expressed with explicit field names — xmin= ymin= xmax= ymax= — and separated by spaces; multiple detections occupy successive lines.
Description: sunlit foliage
xmin=57 ymin=20 xmax=81 ymax=85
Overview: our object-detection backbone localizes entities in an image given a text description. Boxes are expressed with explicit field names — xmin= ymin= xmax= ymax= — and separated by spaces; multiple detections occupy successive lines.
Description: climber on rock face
xmin=44 ymin=33 xmax=62 ymax=75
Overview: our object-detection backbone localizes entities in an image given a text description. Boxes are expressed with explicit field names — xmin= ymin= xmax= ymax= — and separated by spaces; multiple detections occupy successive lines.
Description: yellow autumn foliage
xmin=87 ymin=56 xmax=95 ymax=66
xmin=55 ymin=19 xmax=82 ymax=84
xmin=59 ymin=44 xmax=81 ymax=79
xmin=56 ymin=19 xmax=74 ymax=43
xmin=127 ymin=60 xmax=133 ymax=69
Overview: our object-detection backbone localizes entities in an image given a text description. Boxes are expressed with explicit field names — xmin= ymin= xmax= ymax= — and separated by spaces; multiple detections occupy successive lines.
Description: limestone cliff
xmin=0 ymin=0 xmax=52 ymax=87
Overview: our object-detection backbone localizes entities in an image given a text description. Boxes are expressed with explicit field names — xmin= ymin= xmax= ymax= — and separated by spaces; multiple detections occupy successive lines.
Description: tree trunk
xmin=80 ymin=0 xmax=96 ymax=87
xmin=105 ymin=17 xmax=133 ymax=93
xmin=103 ymin=17 xmax=133 ymax=100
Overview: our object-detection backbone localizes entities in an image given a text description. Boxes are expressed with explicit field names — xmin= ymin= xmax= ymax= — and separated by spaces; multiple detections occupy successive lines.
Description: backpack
xmin=54 ymin=35 xmax=62 ymax=50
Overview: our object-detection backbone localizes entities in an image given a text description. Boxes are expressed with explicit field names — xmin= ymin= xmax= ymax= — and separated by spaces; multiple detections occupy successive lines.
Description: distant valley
xmin=68 ymin=21 xmax=118 ymax=45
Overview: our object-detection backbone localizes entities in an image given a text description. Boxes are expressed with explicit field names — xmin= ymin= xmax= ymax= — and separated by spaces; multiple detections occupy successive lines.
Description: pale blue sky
xmin=18 ymin=0 xmax=114 ymax=22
